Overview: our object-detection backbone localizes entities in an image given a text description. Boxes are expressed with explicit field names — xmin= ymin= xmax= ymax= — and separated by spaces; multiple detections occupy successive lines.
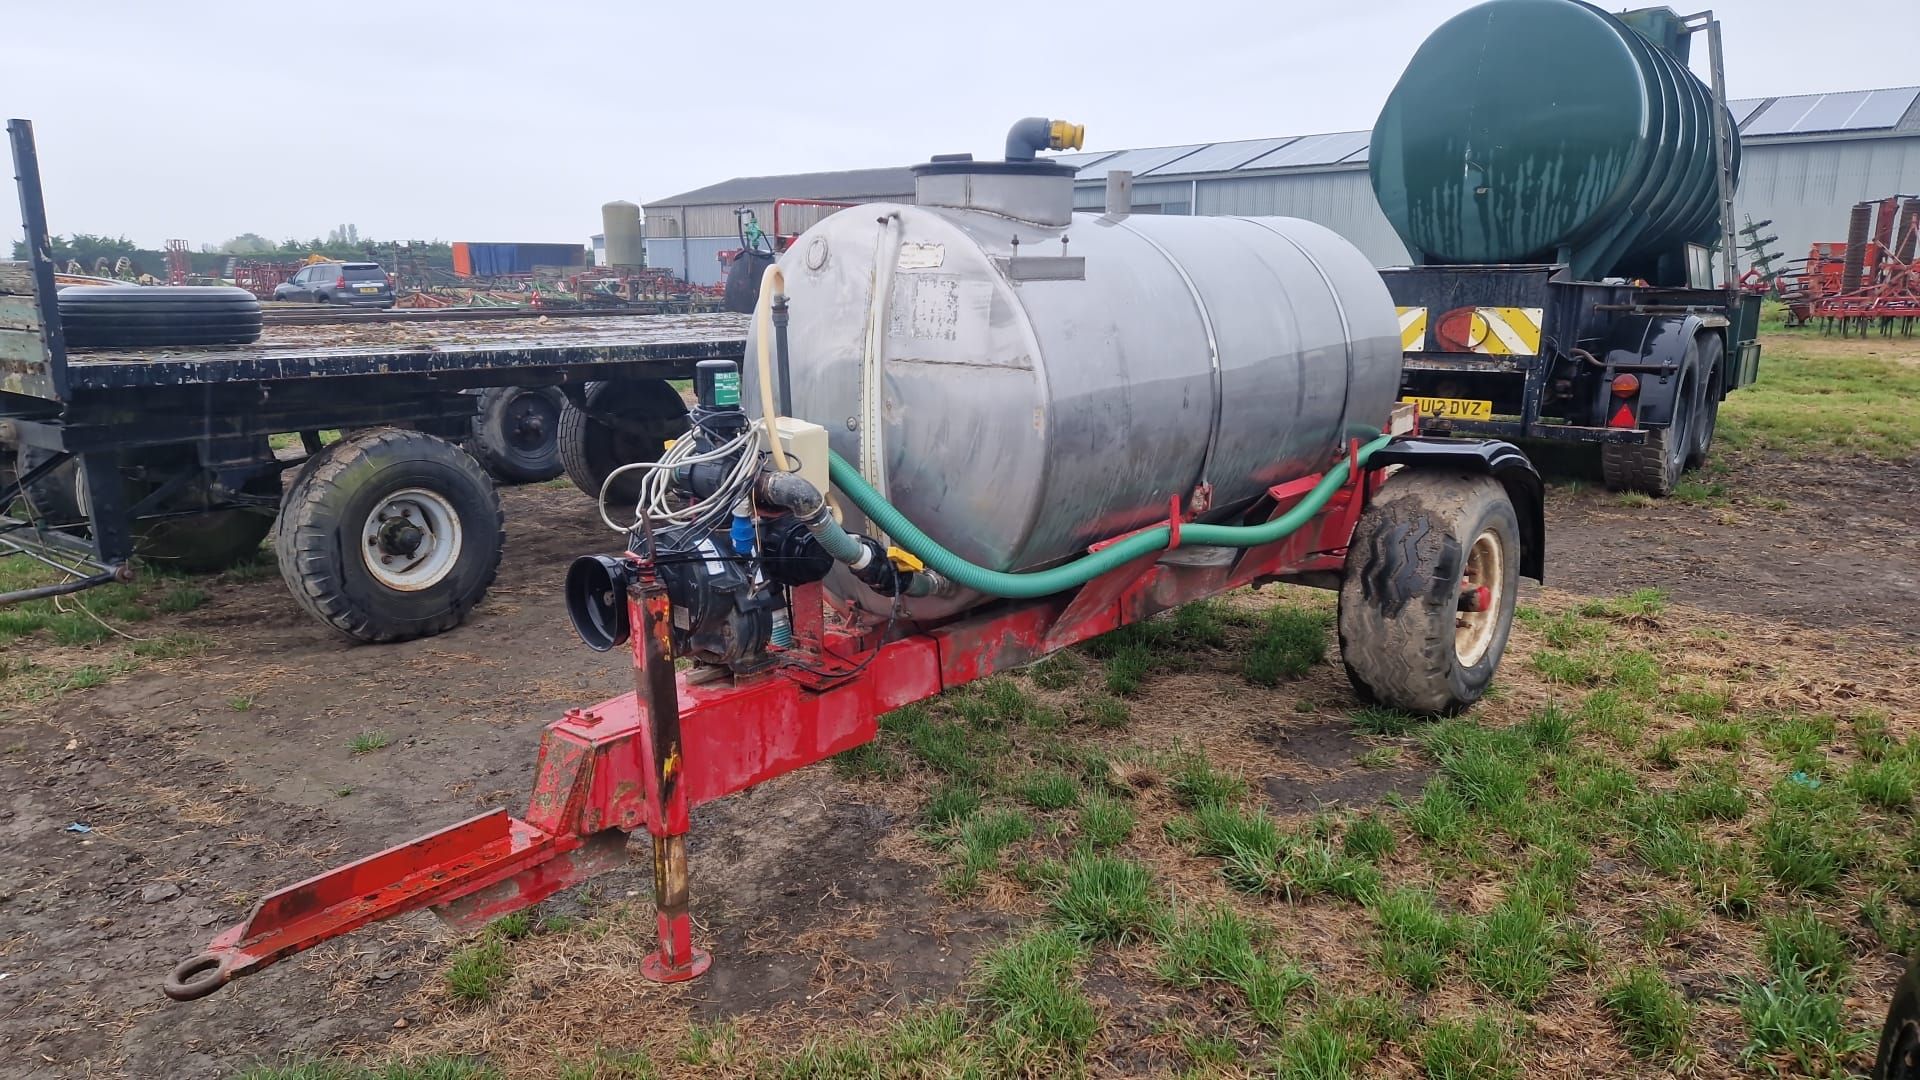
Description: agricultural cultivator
xmin=1776 ymin=195 xmax=1920 ymax=336
xmin=167 ymin=118 xmax=1545 ymax=999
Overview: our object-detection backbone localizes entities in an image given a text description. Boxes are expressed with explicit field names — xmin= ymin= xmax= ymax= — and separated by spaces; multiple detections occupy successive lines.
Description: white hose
xmin=597 ymin=421 xmax=763 ymax=535
xmin=753 ymin=263 xmax=791 ymax=472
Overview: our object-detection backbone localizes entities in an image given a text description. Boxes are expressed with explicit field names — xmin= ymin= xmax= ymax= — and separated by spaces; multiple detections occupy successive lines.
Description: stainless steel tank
xmin=750 ymin=148 xmax=1401 ymax=620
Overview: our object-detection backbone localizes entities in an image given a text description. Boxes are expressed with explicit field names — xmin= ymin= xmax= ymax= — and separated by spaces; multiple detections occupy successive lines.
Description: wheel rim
xmin=360 ymin=487 xmax=462 ymax=591
xmin=503 ymin=390 xmax=560 ymax=458
xmin=1455 ymin=527 xmax=1507 ymax=667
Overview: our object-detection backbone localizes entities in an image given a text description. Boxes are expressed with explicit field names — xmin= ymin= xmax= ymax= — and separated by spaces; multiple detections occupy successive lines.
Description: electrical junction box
xmin=774 ymin=417 xmax=829 ymax=495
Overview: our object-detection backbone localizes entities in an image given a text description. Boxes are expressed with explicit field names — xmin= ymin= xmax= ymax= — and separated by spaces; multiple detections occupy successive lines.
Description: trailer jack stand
xmin=642 ymin=834 xmax=710 ymax=983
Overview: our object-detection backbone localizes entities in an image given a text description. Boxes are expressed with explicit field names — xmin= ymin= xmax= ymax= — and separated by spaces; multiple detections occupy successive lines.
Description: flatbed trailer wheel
xmin=557 ymin=379 xmax=688 ymax=507
xmin=467 ymin=385 xmax=567 ymax=484
xmin=276 ymin=427 xmax=503 ymax=643
xmin=1338 ymin=470 xmax=1521 ymax=716
xmin=1878 ymin=955 xmax=1920 ymax=1080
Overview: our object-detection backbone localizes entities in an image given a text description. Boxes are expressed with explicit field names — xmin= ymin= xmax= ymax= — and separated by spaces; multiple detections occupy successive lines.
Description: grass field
xmin=1718 ymin=325 xmax=1920 ymax=460
xmin=234 ymin=587 xmax=1917 ymax=1080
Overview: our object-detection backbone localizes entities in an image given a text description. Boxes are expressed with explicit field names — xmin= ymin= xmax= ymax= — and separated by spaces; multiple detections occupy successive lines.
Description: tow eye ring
xmin=164 ymin=952 xmax=230 ymax=1001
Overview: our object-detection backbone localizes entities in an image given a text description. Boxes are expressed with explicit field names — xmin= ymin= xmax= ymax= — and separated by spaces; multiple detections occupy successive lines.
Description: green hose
xmin=826 ymin=434 xmax=1395 ymax=599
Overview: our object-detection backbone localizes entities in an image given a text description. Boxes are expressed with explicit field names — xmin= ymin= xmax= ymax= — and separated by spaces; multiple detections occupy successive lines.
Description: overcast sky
xmin=5 ymin=0 xmax=1914 ymax=249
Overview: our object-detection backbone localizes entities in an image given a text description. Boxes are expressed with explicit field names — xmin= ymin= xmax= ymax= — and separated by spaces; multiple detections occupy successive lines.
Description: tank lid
xmin=911 ymin=156 xmax=1077 ymax=179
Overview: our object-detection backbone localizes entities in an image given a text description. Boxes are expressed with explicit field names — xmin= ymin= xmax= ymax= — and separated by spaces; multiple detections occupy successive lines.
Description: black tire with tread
xmin=467 ymin=385 xmax=567 ymax=484
xmin=557 ymin=379 xmax=689 ymax=506
xmin=1688 ymin=334 xmax=1724 ymax=470
xmin=1338 ymin=470 xmax=1521 ymax=716
xmin=58 ymin=285 xmax=262 ymax=347
xmin=1876 ymin=954 xmax=1920 ymax=1080
xmin=275 ymin=428 xmax=503 ymax=643
xmin=1601 ymin=366 xmax=1694 ymax=496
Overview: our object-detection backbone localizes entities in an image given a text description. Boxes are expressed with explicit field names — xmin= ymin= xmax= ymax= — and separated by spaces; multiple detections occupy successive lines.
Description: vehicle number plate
xmin=356 ymin=286 xmax=380 ymax=293
xmin=1401 ymin=396 xmax=1493 ymax=420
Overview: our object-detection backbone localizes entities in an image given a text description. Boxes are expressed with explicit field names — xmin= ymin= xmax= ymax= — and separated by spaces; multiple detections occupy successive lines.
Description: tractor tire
xmin=1688 ymin=334 xmax=1724 ymax=470
xmin=1338 ymin=470 xmax=1521 ymax=716
xmin=1601 ymin=364 xmax=1695 ymax=497
xmin=57 ymin=285 xmax=262 ymax=348
xmin=467 ymin=385 xmax=566 ymax=484
xmin=275 ymin=427 xmax=503 ymax=643
xmin=557 ymin=378 xmax=688 ymax=508
xmin=1876 ymin=954 xmax=1920 ymax=1080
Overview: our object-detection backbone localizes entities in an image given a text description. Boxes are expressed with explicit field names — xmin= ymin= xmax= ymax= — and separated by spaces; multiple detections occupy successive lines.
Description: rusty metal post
xmin=628 ymin=555 xmax=711 ymax=983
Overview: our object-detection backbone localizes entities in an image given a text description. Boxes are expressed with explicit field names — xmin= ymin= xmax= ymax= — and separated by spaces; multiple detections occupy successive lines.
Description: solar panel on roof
xmin=1727 ymin=97 xmax=1768 ymax=126
xmin=1744 ymin=87 xmax=1919 ymax=135
xmin=1238 ymin=130 xmax=1371 ymax=170
xmin=1848 ymin=87 xmax=1920 ymax=130
xmin=1796 ymin=90 xmax=1876 ymax=132
xmin=1140 ymin=137 xmax=1298 ymax=176
xmin=1743 ymin=94 xmax=1821 ymax=135
xmin=1050 ymin=150 xmax=1119 ymax=169
xmin=1076 ymin=144 xmax=1208 ymax=179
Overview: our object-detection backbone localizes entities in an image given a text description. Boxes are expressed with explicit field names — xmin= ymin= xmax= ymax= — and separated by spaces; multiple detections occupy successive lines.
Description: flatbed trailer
xmin=3 ymin=119 xmax=747 ymax=641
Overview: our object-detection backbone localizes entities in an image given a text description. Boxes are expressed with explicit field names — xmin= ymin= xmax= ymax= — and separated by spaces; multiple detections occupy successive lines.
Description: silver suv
xmin=273 ymin=262 xmax=394 ymax=307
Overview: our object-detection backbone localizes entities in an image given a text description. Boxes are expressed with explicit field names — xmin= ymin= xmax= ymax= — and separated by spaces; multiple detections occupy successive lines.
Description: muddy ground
xmin=0 ymin=440 xmax=1915 ymax=1078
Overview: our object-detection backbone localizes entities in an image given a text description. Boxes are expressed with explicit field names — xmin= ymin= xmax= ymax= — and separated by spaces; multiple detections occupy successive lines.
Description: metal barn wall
xmin=1733 ymin=136 xmax=1920 ymax=269
xmin=1071 ymin=167 xmax=1412 ymax=267
xmin=643 ymin=236 xmax=735 ymax=287
xmin=1196 ymin=170 xmax=1410 ymax=266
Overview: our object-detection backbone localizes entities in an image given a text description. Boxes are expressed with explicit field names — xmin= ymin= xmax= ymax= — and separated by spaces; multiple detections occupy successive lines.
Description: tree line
xmin=11 ymin=231 xmax=454 ymax=278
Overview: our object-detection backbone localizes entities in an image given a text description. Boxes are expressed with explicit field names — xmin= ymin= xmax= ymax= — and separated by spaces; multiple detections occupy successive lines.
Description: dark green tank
xmin=1370 ymin=0 xmax=1739 ymax=284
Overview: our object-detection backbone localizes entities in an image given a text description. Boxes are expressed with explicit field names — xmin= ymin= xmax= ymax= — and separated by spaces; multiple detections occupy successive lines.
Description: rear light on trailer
xmin=1610 ymin=373 xmax=1639 ymax=397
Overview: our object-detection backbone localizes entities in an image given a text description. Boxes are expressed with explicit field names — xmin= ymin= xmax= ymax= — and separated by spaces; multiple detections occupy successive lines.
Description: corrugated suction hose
xmin=825 ymin=435 xmax=1394 ymax=599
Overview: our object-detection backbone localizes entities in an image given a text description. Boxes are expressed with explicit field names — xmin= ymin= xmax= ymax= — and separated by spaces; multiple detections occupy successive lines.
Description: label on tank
xmin=897 ymin=242 xmax=944 ymax=270
xmin=712 ymin=370 xmax=740 ymax=405
xmin=885 ymin=276 xmax=1012 ymax=366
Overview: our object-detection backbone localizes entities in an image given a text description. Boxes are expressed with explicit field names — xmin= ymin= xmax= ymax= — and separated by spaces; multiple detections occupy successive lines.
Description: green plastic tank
xmin=1370 ymin=0 xmax=1739 ymax=284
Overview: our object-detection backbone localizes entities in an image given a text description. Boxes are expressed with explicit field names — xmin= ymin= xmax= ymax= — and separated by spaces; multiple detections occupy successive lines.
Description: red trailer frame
xmin=165 ymin=410 xmax=1540 ymax=999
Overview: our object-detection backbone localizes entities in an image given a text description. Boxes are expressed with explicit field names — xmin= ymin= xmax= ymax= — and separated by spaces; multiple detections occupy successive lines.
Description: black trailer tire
xmin=275 ymin=428 xmax=503 ymax=643
xmin=58 ymin=285 xmax=262 ymax=348
xmin=1688 ymin=335 xmax=1724 ymax=469
xmin=557 ymin=379 xmax=688 ymax=507
xmin=1876 ymin=955 xmax=1920 ymax=1080
xmin=467 ymin=385 xmax=567 ymax=484
xmin=1601 ymin=368 xmax=1694 ymax=496
xmin=1338 ymin=470 xmax=1521 ymax=716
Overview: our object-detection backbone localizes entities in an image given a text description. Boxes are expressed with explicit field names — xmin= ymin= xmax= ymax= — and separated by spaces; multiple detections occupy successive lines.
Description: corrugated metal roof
xmin=646 ymin=85 xmax=1920 ymax=213
xmin=645 ymin=166 xmax=915 ymax=209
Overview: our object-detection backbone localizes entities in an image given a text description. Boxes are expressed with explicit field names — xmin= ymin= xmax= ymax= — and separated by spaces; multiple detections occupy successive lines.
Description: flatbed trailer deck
xmin=3 ymin=118 xmax=747 ymax=641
